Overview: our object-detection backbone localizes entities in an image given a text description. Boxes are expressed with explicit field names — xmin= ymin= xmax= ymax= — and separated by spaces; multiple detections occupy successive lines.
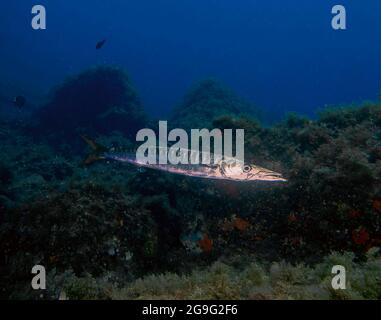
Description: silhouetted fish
xmin=96 ymin=39 xmax=106 ymax=50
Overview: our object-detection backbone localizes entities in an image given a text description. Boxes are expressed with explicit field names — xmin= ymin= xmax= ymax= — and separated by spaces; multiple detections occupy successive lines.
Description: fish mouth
xmin=264 ymin=174 xmax=287 ymax=182
xmin=257 ymin=170 xmax=287 ymax=182
xmin=264 ymin=175 xmax=287 ymax=182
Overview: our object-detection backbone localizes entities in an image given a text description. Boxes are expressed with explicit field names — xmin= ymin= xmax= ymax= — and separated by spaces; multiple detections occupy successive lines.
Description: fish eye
xmin=243 ymin=165 xmax=252 ymax=173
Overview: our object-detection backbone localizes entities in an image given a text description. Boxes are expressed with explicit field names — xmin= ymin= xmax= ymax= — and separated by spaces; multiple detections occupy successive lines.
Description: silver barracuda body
xmin=82 ymin=136 xmax=287 ymax=182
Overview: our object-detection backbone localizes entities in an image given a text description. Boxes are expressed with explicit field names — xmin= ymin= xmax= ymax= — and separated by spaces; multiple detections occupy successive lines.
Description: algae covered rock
xmin=0 ymin=184 xmax=157 ymax=297
xmin=37 ymin=66 xmax=147 ymax=140
xmin=170 ymin=78 xmax=260 ymax=130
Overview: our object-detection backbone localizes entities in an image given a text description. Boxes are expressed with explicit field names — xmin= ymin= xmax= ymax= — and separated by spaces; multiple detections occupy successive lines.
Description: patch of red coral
xmin=372 ymin=197 xmax=381 ymax=213
xmin=198 ymin=234 xmax=213 ymax=253
xmin=233 ymin=217 xmax=250 ymax=231
xmin=352 ymin=227 xmax=370 ymax=245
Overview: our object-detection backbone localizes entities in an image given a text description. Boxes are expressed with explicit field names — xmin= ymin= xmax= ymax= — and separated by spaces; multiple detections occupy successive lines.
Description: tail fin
xmin=81 ymin=135 xmax=107 ymax=165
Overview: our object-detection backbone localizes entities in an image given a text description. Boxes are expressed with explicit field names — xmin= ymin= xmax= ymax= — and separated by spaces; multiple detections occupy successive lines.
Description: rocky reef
xmin=67 ymin=250 xmax=381 ymax=300
xmin=212 ymin=104 xmax=381 ymax=261
xmin=0 ymin=67 xmax=380 ymax=300
xmin=170 ymin=78 xmax=260 ymax=130
xmin=36 ymin=66 xmax=148 ymax=143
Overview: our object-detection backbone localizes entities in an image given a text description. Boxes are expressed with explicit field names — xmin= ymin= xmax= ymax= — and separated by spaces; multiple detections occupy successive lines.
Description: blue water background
xmin=1 ymin=0 xmax=381 ymax=122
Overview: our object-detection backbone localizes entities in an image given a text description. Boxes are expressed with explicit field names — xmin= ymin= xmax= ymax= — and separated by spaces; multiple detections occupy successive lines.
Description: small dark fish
xmin=13 ymin=96 xmax=26 ymax=108
xmin=96 ymin=39 xmax=106 ymax=50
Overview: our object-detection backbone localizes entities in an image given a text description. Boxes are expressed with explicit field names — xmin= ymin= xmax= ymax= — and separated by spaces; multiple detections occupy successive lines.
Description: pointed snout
xmin=254 ymin=167 xmax=287 ymax=182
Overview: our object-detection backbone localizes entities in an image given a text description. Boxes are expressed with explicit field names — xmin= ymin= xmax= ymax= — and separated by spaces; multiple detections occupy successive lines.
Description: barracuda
xmin=81 ymin=135 xmax=287 ymax=182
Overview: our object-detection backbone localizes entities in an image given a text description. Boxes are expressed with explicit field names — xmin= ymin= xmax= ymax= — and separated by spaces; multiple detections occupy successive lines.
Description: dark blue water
xmin=2 ymin=0 xmax=381 ymax=121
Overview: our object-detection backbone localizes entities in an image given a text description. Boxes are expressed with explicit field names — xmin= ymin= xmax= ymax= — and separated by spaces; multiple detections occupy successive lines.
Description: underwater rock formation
xmin=107 ymin=250 xmax=381 ymax=300
xmin=213 ymin=103 xmax=381 ymax=260
xmin=0 ymin=184 xmax=161 ymax=299
xmin=37 ymin=66 xmax=147 ymax=141
xmin=17 ymin=250 xmax=381 ymax=300
xmin=1 ymin=88 xmax=381 ymax=299
xmin=170 ymin=78 xmax=260 ymax=130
